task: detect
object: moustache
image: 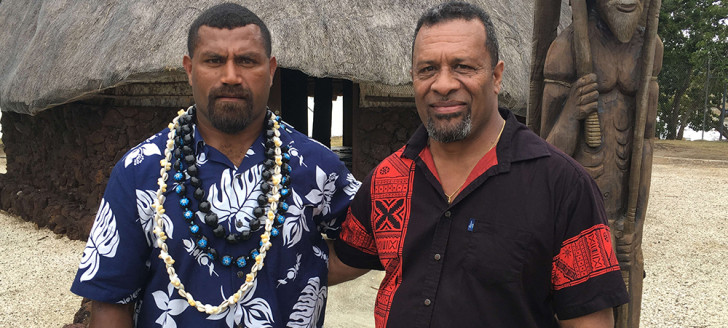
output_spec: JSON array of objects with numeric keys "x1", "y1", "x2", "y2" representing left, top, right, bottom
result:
[{"x1": 209, "y1": 85, "x2": 251, "y2": 100}]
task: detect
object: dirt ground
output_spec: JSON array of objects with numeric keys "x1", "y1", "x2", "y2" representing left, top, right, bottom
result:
[
  {"x1": 0, "y1": 139, "x2": 726, "y2": 327},
  {"x1": 640, "y1": 140, "x2": 728, "y2": 326}
]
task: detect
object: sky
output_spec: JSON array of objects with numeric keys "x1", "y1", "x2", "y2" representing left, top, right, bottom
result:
[
  {"x1": 307, "y1": 96, "x2": 343, "y2": 137},
  {"x1": 682, "y1": 126, "x2": 723, "y2": 141}
]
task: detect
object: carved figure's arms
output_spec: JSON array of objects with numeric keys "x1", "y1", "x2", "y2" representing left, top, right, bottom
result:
[
  {"x1": 542, "y1": 74, "x2": 599, "y2": 156},
  {"x1": 540, "y1": 30, "x2": 598, "y2": 156}
]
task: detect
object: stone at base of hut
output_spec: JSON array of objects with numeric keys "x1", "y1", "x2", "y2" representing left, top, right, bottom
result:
[
  {"x1": 0, "y1": 102, "x2": 179, "y2": 241},
  {"x1": 0, "y1": 175, "x2": 95, "y2": 240}
]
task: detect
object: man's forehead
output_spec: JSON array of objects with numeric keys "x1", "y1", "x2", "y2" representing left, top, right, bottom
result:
[
  {"x1": 194, "y1": 25, "x2": 266, "y2": 53},
  {"x1": 413, "y1": 19, "x2": 487, "y2": 56},
  {"x1": 197, "y1": 24, "x2": 263, "y2": 40},
  {"x1": 415, "y1": 19, "x2": 485, "y2": 43}
]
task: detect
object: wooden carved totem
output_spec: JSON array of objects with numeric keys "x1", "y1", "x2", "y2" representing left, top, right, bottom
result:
[{"x1": 528, "y1": 0, "x2": 663, "y2": 327}]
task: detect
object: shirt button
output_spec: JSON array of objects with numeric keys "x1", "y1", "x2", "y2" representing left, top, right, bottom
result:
[
  {"x1": 444, "y1": 211, "x2": 451, "y2": 218},
  {"x1": 424, "y1": 299, "x2": 432, "y2": 306},
  {"x1": 237, "y1": 271, "x2": 245, "y2": 279},
  {"x1": 434, "y1": 253, "x2": 442, "y2": 261}
]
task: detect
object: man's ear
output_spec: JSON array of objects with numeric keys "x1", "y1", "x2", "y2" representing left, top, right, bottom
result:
[
  {"x1": 183, "y1": 55, "x2": 193, "y2": 86},
  {"x1": 492, "y1": 60, "x2": 504, "y2": 94},
  {"x1": 269, "y1": 56, "x2": 278, "y2": 87}
]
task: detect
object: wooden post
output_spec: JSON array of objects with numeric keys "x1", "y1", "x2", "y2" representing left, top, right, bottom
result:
[
  {"x1": 313, "y1": 78, "x2": 333, "y2": 147},
  {"x1": 622, "y1": 0, "x2": 662, "y2": 326},
  {"x1": 351, "y1": 83, "x2": 363, "y2": 179},
  {"x1": 721, "y1": 83, "x2": 726, "y2": 140},
  {"x1": 342, "y1": 80, "x2": 354, "y2": 147},
  {"x1": 571, "y1": 0, "x2": 602, "y2": 148},
  {"x1": 280, "y1": 68, "x2": 309, "y2": 135}
]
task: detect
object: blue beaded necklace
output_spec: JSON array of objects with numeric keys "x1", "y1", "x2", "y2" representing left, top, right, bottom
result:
[{"x1": 172, "y1": 107, "x2": 291, "y2": 270}]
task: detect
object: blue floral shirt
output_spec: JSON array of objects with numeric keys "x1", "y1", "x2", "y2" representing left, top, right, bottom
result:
[{"x1": 71, "y1": 120, "x2": 360, "y2": 328}]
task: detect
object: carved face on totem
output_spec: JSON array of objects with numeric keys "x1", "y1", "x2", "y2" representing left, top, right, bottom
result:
[{"x1": 596, "y1": 0, "x2": 644, "y2": 43}]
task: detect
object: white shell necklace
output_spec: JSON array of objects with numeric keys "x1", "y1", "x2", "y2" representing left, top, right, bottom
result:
[{"x1": 151, "y1": 107, "x2": 285, "y2": 315}]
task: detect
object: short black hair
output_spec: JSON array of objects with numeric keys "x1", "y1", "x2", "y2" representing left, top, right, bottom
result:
[
  {"x1": 412, "y1": 1, "x2": 499, "y2": 67},
  {"x1": 187, "y1": 3, "x2": 272, "y2": 57}
]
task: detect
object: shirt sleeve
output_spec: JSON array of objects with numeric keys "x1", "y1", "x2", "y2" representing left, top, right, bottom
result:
[
  {"x1": 551, "y1": 169, "x2": 629, "y2": 320},
  {"x1": 334, "y1": 172, "x2": 383, "y2": 270},
  {"x1": 70, "y1": 158, "x2": 152, "y2": 304},
  {"x1": 311, "y1": 152, "x2": 361, "y2": 239}
]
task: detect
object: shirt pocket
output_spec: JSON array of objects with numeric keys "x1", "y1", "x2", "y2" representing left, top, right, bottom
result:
[{"x1": 463, "y1": 220, "x2": 532, "y2": 284}]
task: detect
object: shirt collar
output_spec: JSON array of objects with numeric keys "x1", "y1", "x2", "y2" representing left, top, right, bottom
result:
[
  {"x1": 401, "y1": 107, "x2": 550, "y2": 167},
  {"x1": 191, "y1": 123, "x2": 206, "y2": 154},
  {"x1": 188, "y1": 118, "x2": 273, "y2": 171}
]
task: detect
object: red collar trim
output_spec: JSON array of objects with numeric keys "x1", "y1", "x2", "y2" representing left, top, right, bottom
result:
[{"x1": 419, "y1": 144, "x2": 499, "y2": 192}]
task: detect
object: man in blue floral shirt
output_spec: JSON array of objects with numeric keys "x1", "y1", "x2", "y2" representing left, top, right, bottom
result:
[{"x1": 71, "y1": 3, "x2": 359, "y2": 327}]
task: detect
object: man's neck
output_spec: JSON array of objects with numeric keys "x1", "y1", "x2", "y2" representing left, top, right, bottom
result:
[
  {"x1": 196, "y1": 115, "x2": 265, "y2": 167},
  {"x1": 428, "y1": 115, "x2": 505, "y2": 196}
]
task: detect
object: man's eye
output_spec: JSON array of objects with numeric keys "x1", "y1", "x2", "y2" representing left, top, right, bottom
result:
[
  {"x1": 455, "y1": 64, "x2": 474, "y2": 71},
  {"x1": 418, "y1": 66, "x2": 436, "y2": 75},
  {"x1": 237, "y1": 58, "x2": 255, "y2": 65},
  {"x1": 206, "y1": 58, "x2": 223, "y2": 64}
]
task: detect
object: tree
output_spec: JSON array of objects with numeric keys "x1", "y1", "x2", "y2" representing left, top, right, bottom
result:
[{"x1": 657, "y1": 0, "x2": 728, "y2": 139}]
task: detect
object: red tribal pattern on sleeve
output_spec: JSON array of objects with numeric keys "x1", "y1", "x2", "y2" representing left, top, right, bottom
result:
[
  {"x1": 369, "y1": 149, "x2": 415, "y2": 328},
  {"x1": 339, "y1": 207, "x2": 378, "y2": 255},
  {"x1": 551, "y1": 224, "x2": 621, "y2": 290}
]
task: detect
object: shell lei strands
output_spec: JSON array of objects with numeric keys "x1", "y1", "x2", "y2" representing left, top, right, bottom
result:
[{"x1": 152, "y1": 106, "x2": 284, "y2": 315}]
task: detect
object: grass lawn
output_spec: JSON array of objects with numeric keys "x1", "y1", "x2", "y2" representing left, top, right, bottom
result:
[{"x1": 654, "y1": 139, "x2": 728, "y2": 161}]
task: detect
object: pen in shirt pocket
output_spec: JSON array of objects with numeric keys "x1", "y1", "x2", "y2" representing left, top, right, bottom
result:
[{"x1": 467, "y1": 218, "x2": 475, "y2": 232}]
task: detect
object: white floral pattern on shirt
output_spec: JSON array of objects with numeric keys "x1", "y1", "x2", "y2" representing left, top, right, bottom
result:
[
  {"x1": 207, "y1": 279, "x2": 274, "y2": 328},
  {"x1": 124, "y1": 142, "x2": 161, "y2": 168},
  {"x1": 152, "y1": 282, "x2": 189, "y2": 328},
  {"x1": 286, "y1": 277, "x2": 327, "y2": 328},
  {"x1": 305, "y1": 166, "x2": 338, "y2": 217},
  {"x1": 78, "y1": 198, "x2": 120, "y2": 282}
]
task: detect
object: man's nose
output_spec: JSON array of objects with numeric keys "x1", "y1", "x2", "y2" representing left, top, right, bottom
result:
[
  {"x1": 220, "y1": 60, "x2": 242, "y2": 85},
  {"x1": 431, "y1": 68, "x2": 459, "y2": 96}
]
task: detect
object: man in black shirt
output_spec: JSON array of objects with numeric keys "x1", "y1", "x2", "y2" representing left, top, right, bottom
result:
[{"x1": 328, "y1": 2, "x2": 628, "y2": 327}]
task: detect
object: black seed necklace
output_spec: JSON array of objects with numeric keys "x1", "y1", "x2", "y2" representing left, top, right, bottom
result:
[{"x1": 172, "y1": 106, "x2": 292, "y2": 269}]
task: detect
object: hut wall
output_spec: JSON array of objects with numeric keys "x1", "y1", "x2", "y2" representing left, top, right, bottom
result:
[
  {"x1": 352, "y1": 106, "x2": 420, "y2": 179},
  {"x1": 351, "y1": 83, "x2": 420, "y2": 179},
  {"x1": 0, "y1": 81, "x2": 189, "y2": 240},
  {"x1": 0, "y1": 79, "x2": 422, "y2": 239}
]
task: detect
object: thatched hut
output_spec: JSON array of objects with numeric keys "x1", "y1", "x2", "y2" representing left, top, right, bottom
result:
[{"x1": 0, "y1": 0, "x2": 570, "y2": 239}]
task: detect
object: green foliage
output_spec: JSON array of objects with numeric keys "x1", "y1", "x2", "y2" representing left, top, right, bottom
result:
[{"x1": 657, "y1": 0, "x2": 728, "y2": 139}]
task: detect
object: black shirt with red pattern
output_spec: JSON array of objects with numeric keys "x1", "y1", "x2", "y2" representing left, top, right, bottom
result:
[{"x1": 335, "y1": 108, "x2": 628, "y2": 327}]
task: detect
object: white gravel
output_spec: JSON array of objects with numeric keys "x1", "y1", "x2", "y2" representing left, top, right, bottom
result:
[
  {"x1": 0, "y1": 154, "x2": 725, "y2": 327},
  {"x1": 640, "y1": 156, "x2": 728, "y2": 327}
]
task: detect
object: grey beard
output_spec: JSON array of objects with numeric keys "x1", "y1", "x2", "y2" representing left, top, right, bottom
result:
[
  {"x1": 604, "y1": 12, "x2": 641, "y2": 43},
  {"x1": 425, "y1": 111, "x2": 472, "y2": 143}
]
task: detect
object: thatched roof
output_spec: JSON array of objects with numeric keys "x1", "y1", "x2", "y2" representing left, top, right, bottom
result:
[{"x1": 0, "y1": 0, "x2": 571, "y2": 115}]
